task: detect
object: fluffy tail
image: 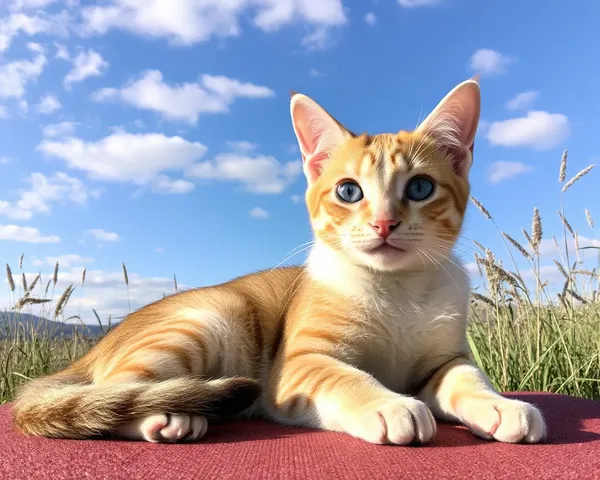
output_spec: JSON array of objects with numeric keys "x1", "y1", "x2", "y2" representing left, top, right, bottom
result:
[{"x1": 12, "y1": 371, "x2": 261, "y2": 439}]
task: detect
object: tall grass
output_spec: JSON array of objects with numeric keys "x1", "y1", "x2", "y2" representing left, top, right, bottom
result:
[
  {"x1": 0, "y1": 264, "x2": 112, "y2": 403},
  {"x1": 1, "y1": 150, "x2": 598, "y2": 404},
  {"x1": 467, "y1": 150, "x2": 599, "y2": 399}
]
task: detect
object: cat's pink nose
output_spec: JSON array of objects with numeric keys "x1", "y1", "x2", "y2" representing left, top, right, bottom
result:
[{"x1": 369, "y1": 219, "x2": 400, "y2": 238}]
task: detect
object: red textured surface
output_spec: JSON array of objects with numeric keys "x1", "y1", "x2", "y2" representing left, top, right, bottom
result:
[{"x1": 0, "y1": 393, "x2": 598, "y2": 480}]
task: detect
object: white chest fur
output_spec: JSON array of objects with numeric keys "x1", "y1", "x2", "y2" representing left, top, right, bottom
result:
[{"x1": 307, "y1": 242, "x2": 471, "y2": 393}]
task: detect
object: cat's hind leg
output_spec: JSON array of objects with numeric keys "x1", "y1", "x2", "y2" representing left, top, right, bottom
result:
[{"x1": 94, "y1": 305, "x2": 260, "y2": 443}]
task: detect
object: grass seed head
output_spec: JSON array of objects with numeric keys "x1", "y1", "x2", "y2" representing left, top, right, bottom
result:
[
  {"x1": 531, "y1": 208, "x2": 542, "y2": 253},
  {"x1": 470, "y1": 196, "x2": 492, "y2": 220},
  {"x1": 559, "y1": 149, "x2": 568, "y2": 183},
  {"x1": 562, "y1": 165, "x2": 595, "y2": 192},
  {"x1": 585, "y1": 209, "x2": 594, "y2": 228},
  {"x1": 5, "y1": 264, "x2": 15, "y2": 292}
]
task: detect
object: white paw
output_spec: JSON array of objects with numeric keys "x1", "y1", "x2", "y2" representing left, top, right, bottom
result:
[
  {"x1": 459, "y1": 397, "x2": 546, "y2": 443},
  {"x1": 116, "y1": 414, "x2": 208, "y2": 443},
  {"x1": 349, "y1": 396, "x2": 436, "y2": 445}
]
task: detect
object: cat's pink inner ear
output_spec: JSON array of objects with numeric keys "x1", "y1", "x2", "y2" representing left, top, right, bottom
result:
[
  {"x1": 416, "y1": 79, "x2": 481, "y2": 178},
  {"x1": 290, "y1": 94, "x2": 347, "y2": 183}
]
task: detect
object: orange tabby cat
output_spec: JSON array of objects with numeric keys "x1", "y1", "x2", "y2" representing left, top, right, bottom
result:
[{"x1": 12, "y1": 78, "x2": 546, "y2": 445}]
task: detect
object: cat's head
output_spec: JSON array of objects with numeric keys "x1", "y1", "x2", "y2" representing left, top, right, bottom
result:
[{"x1": 290, "y1": 79, "x2": 480, "y2": 272}]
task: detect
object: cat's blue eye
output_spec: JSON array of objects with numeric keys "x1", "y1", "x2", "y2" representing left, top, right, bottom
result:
[
  {"x1": 336, "y1": 181, "x2": 364, "y2": 203},
  {"x1": 406, "y1": 176, "x2": 435, "y2": 202}
]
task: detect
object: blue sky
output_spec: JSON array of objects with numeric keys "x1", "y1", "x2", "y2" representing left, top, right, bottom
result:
[{"x1": 1, "y1": 0, "x2": 598, "y2": 322}]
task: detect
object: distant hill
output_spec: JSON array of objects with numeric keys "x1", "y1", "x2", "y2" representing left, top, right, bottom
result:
[{"x1": 0, "y1": 312, "x2": 115, "y2": 339}]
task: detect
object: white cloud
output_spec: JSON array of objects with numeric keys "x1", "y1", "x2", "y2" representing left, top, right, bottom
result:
[
  {"x1": 0, "y1": 201, "x2": 29, "y2": 220},
  {"x1": 2, "y1": 265, "x2": 183, "y2": 324},
  {"x1": 464, "y1": 262, "x2": 480, "y2": 276},
  {"x1": 26, "y1": 41, "x2": 45, "y2": 53},
  {"x1": 0, "y1": 105, "x2": 9, "y2": 118},
  {"x1": 0, "y1": 157, "x2": 10, "y2": 164},
  {"x1": 33, "y1": 254, "x2": 95, "y2": 268},
  {"x1": 186, "y1": 153, "x2": 302, "y2": 194},
  {"x1": 477, "y1": 119, "x2": 490, "y2": 134},
  {"x1": 202, "y1": 73, "x2": 274, "y2": 101},
  {"x1": 18, "y1": 99, "x2": 28, "y2": 112},
  {"x1": 301, "y1": 26, "x2": 338, "y2": 51},
  {"x1": 81, "y1": 0, "x2": 346, "y2": 50},
  {"x1": 8, "y1": 0, "x2": 57, "y2": 10},
  {"x1": 290, "y1": 194, "x2": 301, "y2": 203},
  {"x1": 85, "y1": 229, "x2": 121, "y2": 242},
  {"x1": 253, "y1": 0, "x2": 346, "y2": 31},
  {"x1": 308, "y1": 68, "x2": 326, "y2": 78},
  {"x1": 250, "y1": 207, "x2": 269, "y2": 219},
  {"x1": 64, "y1": 49, "x2": 109, "y2": 87},
  {"x1": 150, "y1": 175, "x2": 195, "y2": 194},
  {"x1": 0, "y1": 53, "x2": 47, "y2": 99},
  {"x1": 54, "y1": 41, "x2": 70, "y2": 60},
  {"x1": 42, "y1": 120, "x2": 78, "y2": 137},
  {"x1": 93, "y1": 70, "x2": 274, "y2": 124},
  {"x1": 0, "y1": 224, "x2": 60, "y2": 243},
  {"x1": 37, "y1": 94, "x2": 61, "y2": 114},
  {"x1": 0, "y1": 172, "x2": 99, "y2": 220},
  {"x1": 398, "y1": 0, "x2": 441, "y2": 6},
  {"x1": 156, "y1": 247, "x2": 164, "y2": 253},
  {"x1": 469, "y1": 48, "x2": 515, "y2": 76},
  {"x1": 519, "y1": 264, "x2": 564, "y2": 287},
  {"x1": 505, "y1": 91, "x2": 540, "y2": 111},
  {"x1": 226, "y1": 140, "x2": 258, "y2": 153},
  {"x1": 18, "y1": 172, "x2": 94, "y2": 213},
  {"x1": 38, "y1": 132, "x2": 208, "y2": 186},
  {"x1": 487, "y1": 161, "x2": 534, "y2": 183},
  {"x1": 364, "y1": 12, "x2": 377, "y2": 26},
  {"x1": 487, "y1": 111, "x2": 570, "y2": 150},
  {"x1": 537, "y1": 236, "x2": 600, "y2": 260},
  {"x1": 0, "y1": 11, "x2": 69, "y2": 53}
]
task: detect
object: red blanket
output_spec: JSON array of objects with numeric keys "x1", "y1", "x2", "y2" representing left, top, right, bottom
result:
[{"x1": 1, "y1": 393, "x2": 598, "y2": 480}]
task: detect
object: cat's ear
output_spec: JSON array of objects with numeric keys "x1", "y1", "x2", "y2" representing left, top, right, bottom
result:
[
  {"x1": 290, "y1": 93, "x2": 350, "y2": 183},
  {"x1": 416, "y1": 78, "x2": 481, "y2": 179}
]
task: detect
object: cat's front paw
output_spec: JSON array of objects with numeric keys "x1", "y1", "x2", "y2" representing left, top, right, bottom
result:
[
  {"x1": 347, "y1": 396, "x2": 436, "y2": 445},
  {"x1": 458, "y1": 396, "x2": 546, "y2": 443}
]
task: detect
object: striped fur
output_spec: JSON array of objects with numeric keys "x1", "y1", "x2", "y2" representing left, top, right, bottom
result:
[{"x1": 12, "y1": 79, "x2": 546, "y2": 444}]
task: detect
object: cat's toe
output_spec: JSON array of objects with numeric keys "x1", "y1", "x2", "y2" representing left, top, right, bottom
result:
[
  {"x1": 158, "y1": 414, "x2": 191, "y2": 442},
  {"x1": 182, "y1": 415, "x2": 208, "y2": 442},
  {"x1": 493, "y1": 400, "x2": 546, "y2": 443},
  {"x1": 459, "y1": 398, "x2": 546, "y2": 444},
  {"x1": 142, "y1": 414, "x2": 208, "y2": 443},
  {"x1": 118, "y1": 413, "x2": 208, "y2": 443},
  {"x1": 138, "y1": 414, "x2": 171, "y2": 442}
]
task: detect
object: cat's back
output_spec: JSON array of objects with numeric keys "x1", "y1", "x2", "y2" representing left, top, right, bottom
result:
[
  {"x1": 129, "y1": 266, "x2": 307, "y2": 332},
  {"x1": 126, "y1": 265, "x2": 305, "y2": 316},
  {"x1": 228, "y1": 265, "x2": 306, "y2": 304},
  {"x1": 85, "y1": 266, "x2": 306, "y2": 363}
]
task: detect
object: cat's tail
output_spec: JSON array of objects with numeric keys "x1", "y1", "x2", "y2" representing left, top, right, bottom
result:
[{"x1": 11, "y1": 369, "x2": 261, "y2": 439}]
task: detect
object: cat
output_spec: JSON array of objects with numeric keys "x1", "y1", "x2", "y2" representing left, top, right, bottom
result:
[{"x1": 12, "y1": 78, "x2": 546, "y2": 445}]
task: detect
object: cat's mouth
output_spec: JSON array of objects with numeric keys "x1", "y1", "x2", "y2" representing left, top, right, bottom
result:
[{"x1": 363, "y1": 240, "x2": 407, "y2": 256}]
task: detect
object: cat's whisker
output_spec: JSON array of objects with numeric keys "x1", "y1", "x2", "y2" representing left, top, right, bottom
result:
[
  {"x1": 414, "y1": 249, "x2": 428, "y2": 271},
  {"x1": 414, "y1": 247, "x2": 460, "y2": 288},
  {"x1": 428, "y1": 248, "x2": 471, "y2": 277},
  {"x1": 272, "y1": 241, "x2": 317, "y2": 270}
]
